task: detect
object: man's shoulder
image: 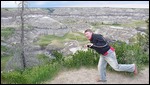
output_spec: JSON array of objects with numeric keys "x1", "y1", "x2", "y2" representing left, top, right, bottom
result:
[{"x1": 93, "y1": 33, "x2": 103, "y2": 38}]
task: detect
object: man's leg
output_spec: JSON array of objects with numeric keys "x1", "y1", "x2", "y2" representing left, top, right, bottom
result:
[
  {"x1": 97, "y1": 55, "x2": 107, "y2": 82},
  {"x1": 105, "y1": 51, "x2": 135, "y2": 72}
]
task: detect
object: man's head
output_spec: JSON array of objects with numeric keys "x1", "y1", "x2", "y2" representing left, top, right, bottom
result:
[{"x1": 84, "y1": 29, "x2": 93, "y2": 40}]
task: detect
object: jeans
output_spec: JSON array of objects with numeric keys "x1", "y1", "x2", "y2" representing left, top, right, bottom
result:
[{"x1": 98, "y1": 48, "x2": 135, "y2": 81}]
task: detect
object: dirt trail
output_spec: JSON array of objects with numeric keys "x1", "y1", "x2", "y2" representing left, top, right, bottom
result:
[{"x1": 44, "y1": 67, "x2": 149, "y2": 84}]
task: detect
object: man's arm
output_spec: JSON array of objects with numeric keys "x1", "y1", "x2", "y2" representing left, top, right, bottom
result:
[{"x1": 92, "y1": 35, "x2": 108, "y2": 48}]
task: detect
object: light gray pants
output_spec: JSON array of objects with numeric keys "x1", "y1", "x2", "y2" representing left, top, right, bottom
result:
[{"x1": 98, "y1": 48, "x2": 135, "y2": 81}]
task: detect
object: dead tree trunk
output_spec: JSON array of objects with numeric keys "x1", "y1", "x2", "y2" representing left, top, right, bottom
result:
[{"x1": 20, "y1": 1, "x2": 26, "y2": 69}]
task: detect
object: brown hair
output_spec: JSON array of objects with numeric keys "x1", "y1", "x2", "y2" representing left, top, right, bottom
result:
[{"x1": 84, "y1": 29, "x2": 93, "y2": 33}]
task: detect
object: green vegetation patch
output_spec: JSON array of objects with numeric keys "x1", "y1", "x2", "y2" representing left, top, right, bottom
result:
[
  {"x1": 1, "y1": 56, "x2": 12, "y2": 71},
  {"x1": 35, "y1": 32, "x2": 87, "y2": 47},
  {"x1": 1, "y1": 27, "x2": 15, "y2": 39}
]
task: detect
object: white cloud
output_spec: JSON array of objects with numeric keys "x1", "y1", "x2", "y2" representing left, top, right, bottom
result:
[
  {"x1": 1, "y1": 1, "x2": 21, "y2": 8},
  {"x1": 98, "y1": 3, "x2": 149, "y2": 8},
  {"x1": 72, "y1": 4, "x2": 148, "y2": 8},
  {"x1": 107, "y1": 4, "x2": 149, "y2": 8},
  {"x1": 34, "y1": 1, "x2": 49, "y2": 6},
  {"x1": 62, "y1": 1, "x2": 149, "y2": 8}
]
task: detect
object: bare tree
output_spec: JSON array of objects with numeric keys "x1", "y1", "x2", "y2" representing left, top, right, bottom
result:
[
  {"x1": 16, "y1": 1, "x2": 28, "y2": 70},
  {"x1": 3, "y1": 2, "x2": 57, "y2": 71},
  {"x1": 20, "y1": 1, "x2": 26, "y2": 69}
]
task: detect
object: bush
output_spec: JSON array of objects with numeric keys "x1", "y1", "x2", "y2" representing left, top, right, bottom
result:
[
  {"x1": 111, "y1": 41, "x2": 149, "y2": 71},
  {"x1": 63, "y1": 49, "x2": 99, "y2": 69},
  {"x1": 22, "y1": 63, "x2": 60, "y2": 84},
  {"x1": 1, "y1": 62, "x2": 61, "y2": 84},
  {"x1": 51, "y1": 50, "x2": 64, "y2": 64},
  {"x1": 62, "y1": 56, "x2": 74, "y2": 69},
  {"x1": 2, "y1": 71, "x2": 28, "y2": 84}
]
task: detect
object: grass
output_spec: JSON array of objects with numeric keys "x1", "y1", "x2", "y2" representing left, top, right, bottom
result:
[
  {"x1": 1, "y1": 62, "x2": 61, "y2": 84},
  {"x1": 1, "y1": 46, "x2": 8, "y2": 52},
  {"x1": 1, "y1": 56, "x2": 12, "y2": 71},
  {"x1": 1, "y1": 45, "x2": 13, "y2": 71},
  {"x1": 35, "y1": 32, "x2": 87, "y2": 47},
  {"x1": 1, "y1": 27, "x2": 15, "y2": 39},
  {"x1": 36, "y1": 54, "x2": 51, "y2": 65},
  {"x1": 89, "y1": 22, "x2": 121, "y2": 28},
  {"x1": 62, "y1": 19, "x2": 78, "y2": 24},
  {"x1": 121, "y1": 20, "x2": 147, "y2": 28},
  {"x1": 1, "y1": 25, "x2": 13, "y2": 72},
  {"x1": 89, "y1": 20, "x2": 147, "y2": 29}
]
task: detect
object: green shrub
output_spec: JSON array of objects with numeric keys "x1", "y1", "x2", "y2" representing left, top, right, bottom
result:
[
  {"x1": 111, "y1": 41, "x2": 149, "y2": 71},
  {"x1": 65, "y1": 49, "x2": 99, "y2": 69},
  {"x1": 1, "y1": 62, "x2": 61, "y2": 84},
  {"x1": 22, "y1": 63, "x2": 60, "y2": 84},
  {"x1": 51, "y1": 50, "x2": 64, "y2": 64},
  {"x1": 2, "y1": 71, "x2": 28, "y2": 84},
  {"x1": 62, "y1": 56, "x2": 75, "y2": 69}
]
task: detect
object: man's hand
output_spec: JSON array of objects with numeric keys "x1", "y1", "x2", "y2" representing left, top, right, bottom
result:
[{"x1": 87, "y1": 43, "x2": 93, "y2": 48}]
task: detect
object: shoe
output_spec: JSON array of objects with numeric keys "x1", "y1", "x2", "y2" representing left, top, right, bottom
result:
[
  {"x1": 134, "y1": 64, "x2": 138, "y2": 75},
  {"x1": 96, "y1": 77, "x2": 107, "y2": 82},
  {"x1": 97, "y1": 80, "x2": 107, "y2": 82}
]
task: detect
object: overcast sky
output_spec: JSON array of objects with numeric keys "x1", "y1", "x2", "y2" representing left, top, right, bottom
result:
[{"x1": 1, "y1": 1, "x2": 149, "y2": 8}]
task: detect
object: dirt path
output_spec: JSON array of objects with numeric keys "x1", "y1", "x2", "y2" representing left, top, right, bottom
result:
[{"x1": 44, "y1": 67, "x2": 149, "y2": 84}]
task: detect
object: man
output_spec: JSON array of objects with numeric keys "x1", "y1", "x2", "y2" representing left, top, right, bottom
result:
[{"x1": 84, "y1": 29, "x2": 138, "y2": 82}]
